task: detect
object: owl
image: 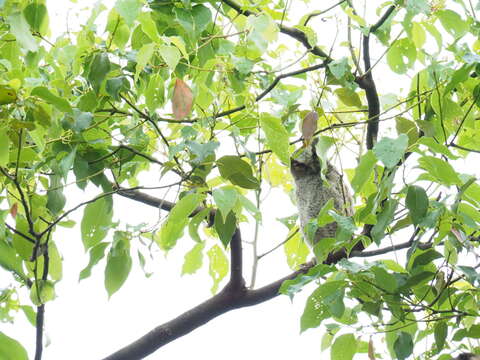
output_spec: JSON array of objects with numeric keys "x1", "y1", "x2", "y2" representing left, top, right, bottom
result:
[{"x1": 290, "y1": 140, "x2": 353, "y2": 249}]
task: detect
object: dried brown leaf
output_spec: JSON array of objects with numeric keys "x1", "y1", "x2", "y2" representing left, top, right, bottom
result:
[
  {"x1": 10, "y1": 203, "x2": 18, "y2": 218},
  {"x1": 301, "y1": 111, "x2": 319, "y2": 143},
  {"x1": 172, "y1": 78, "x2": 193, "y2": 120}
]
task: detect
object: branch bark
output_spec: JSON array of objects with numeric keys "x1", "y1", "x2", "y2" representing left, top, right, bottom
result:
[
  {"x1": 101, "y1": 259, "x2": 314, "y2": 360},
  {"x1": 355, "y1": 5, "x2": 396, "y2": 150}
]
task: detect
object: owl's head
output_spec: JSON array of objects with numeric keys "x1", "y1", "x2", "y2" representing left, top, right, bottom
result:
[{"x1": 290, "y1": 139, "x2": 321, "y2": 179}]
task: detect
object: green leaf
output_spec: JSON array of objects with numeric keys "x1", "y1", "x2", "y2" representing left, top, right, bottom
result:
[
  {"x1": 145, "y1": 73, "x2": 165, "y2": 112},
  {"x1": 11, "y1": 216, "x2": 33, "y2": 260},
  {"x1": 79, "y1": 242, "x2": 109, "y2": 281},
  {"x1": 239, "y1": 195, "x2": 261, "y2": 221},
  {"x1": 136, "y1": 43, "x2": 155, "y2": 80},
  {"x1": 314, "y1": 136, "x2": 335, "y2": 170},
  {"x1": 0, "y1": 238, "x2": 26, "y2": 280},
  {"x1": 393, "y1": 332, "x2": 413, "y2": 360},
  {"x1": 212, "y1": 187, "x2": 238, "y2": 222},
  {"x1": 410, "y1": 249, "x2": 442, "y2": 269},
  {"x1": 351, "y1": 150, "x2": 376, "y2": 193},
  {"x1": 0, "y1": 332, "x2": 28, "y2": 360},
  {"x1": 248, "y1": 13, "x2": 278, "y2": 52},
  {"x1": 411, "y1": 22, "x2": 426, "y2": 49},
  {"x1": 444, "y1": 64, "x2": 473, "y2": 95},
  {"x1": 0, "y1": 131, "x2": 10, "y2": 166},
  {"x1": 81, "y1": 197, "x2": 113, "y2": 250},
  {"x1": 437, "y1": 10, "x2": 468, "y2": 38},
  {"x1": 416, "y1": 137, "x2": 457, "y2": 159},
  {"x1": 312, "y1": 237, "x2": 335, "y2": 263},
  {"x1": 300, "y1": 281, "x2": 346, "y2": 332},
  {"x1": 48, "y1": 242, "x2": 63, "y2": 281},
  {"x1": 69, "y1": 110, "x2": 93, "y2": 133},
  {"x1": 192, "y1": 5, "x2": 212, "y2": 37},
  {"x1": 30, "y1": 280, "x2": 55, "y2": 305},
  {"x1": 371, "y1": 199, "x2": 398, "y2": 244},
  {"x1": 106, "y1": 76, "x2": 130, "y2": 101},
  {"x1": 406, "y1": 0, "x2": 430, "y2": 15},
  {"x1": 217, "y1": 156, "x2": 259, "y2": 189},
  {"x1": 185, "y1": 140, "x2": 218, "y2": 164},
  {"x1": 284, "y1": 230, "x2": 310, "y2": 269},
  {"x1": 159, "y1": 45, "x2": 181, "y2": 70},
  {"x1": 434, "y1": 321, "x2": 447, "y2": 351},
  {"x1": 335, "y1": 88, "x2": 362, "y2": 108},
  {"x1": 396, "y1": 117, "x2": 418, "y2": 146},
  {"x1": 23, "y1": 3, "x2": 48, "y2": 34},
  {"x1": 331, "y1": 333, "x2": 357, "y2": 360},
  {"x1": 328, "y1": 57, "x2": 349, "y2": 79},
  {"x1": 417, "y1": 156, "x2": 462, "y2": 186},
  {"x1": 104, "y1": 236, "x2": 132, "y2": 298},
  {"x1": 78, "y1": 91, "x2": 98, "y2": 112},
  {"x1": 214, "y1": 211, "x2": 236, "y2": 247},
  {"x1": 406, "y1": 185, "x2": 429, "y2": 224},
  {"x1": 46, "y1": 175, "x2": 66, "y2": 215},
  {"x1": 260, "y1": 114, "x2": 290, "y2": 164},
  {"x1": 182, "y1": 242, "x2": 205, "y2": 275},
  {"x1": 31, "y1": 87, "x2": 72, "y2": 113},
  {"x1": 114, "y1": 0, "x2": 142, "y2": 26},
  {"x1": 373, "y1": 134, "x2": 409, "y2": 168},
  {"x1": 188, "y1": 208, "x2": 210, "y2": 243},
  {"x1": 158, "y1": 193, "x2": 205, "y2": 250},
  {"x1": 279, "y1": 264, "x2": 334, "y2": 299},
  {"x1": 457, "y1": 265, "x2": 480, "y2": 285},
  {"x1": 372, "y1": 266, "x2": 397, "y2": 293},
  {"x1": 452, "y1": 325, "x2": 480, "y2": 341},
  {"x1": 88, "y1": 53, "x2": 111, "y2": 93},
  {"x1": 58, "y1": 147, "x2": 77, "y2": 180},
  {"x1": 207, "y1": 244, "x2": 229, "y2": 294},
  {"x1": 329, "y1": 211, "x2": 356, "y2": 235},
  {"x1": 387, "y1": 38, "x2": 416, "y2": 74},
  {"x1": 138, "y1": 12, "x2": 160, "y2": 43},
  {"x1": 6, "y1": 13, "x2": 38, "y2": 52}
]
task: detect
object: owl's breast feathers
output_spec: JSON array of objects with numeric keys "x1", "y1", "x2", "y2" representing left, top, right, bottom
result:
[{"x1": 290, "y1": 144, "x2": 353, "y2": 247}]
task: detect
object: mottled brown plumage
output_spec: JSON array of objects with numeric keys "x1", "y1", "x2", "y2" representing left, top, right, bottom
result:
[{"x1": 290, "y1": 140, "x2": 353, "y2": 249}]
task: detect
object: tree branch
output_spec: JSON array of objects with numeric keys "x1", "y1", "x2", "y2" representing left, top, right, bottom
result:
[
  {"x1": 355, "y1": 5, "x2": 396, "y2": 150},
  {"x1": 0, "y1": 167, "x2": 39, "y2": 238},
  {"x1": 208, "y1": 61, "x2": 328, "y2": 120},
  {"x1": 221, "y1": 0, "x2": 331, "y2": 60},
  {"x1": 229, "y1": 228, "x2": 244, "y2": 288},
  {"x1": 5, "y1": 222, "x2": 36, "y2": 244},
  {"x1": 450, "y1": 143, "x2": 480, "y2": 154},
  {"x1": 115, "y1": 187, "x2": 216, "y2": 225},
  {"x1": 101, "y1": 259, "x2": 314, "y2": 360}
]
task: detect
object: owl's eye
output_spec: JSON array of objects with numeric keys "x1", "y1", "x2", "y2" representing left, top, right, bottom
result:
[{"x1": 291, "y1": 160, "x2": 307, "y2": 169}]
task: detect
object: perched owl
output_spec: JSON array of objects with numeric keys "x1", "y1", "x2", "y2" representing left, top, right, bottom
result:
[
  {"x1": 290, "y1": 139, "x2": 353, "y2": 249},
  {"x1": 456, "y1": 354, "x2": 480, "y2": 360}
]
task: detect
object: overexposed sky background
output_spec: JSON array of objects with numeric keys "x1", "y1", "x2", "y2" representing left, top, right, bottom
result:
[{"x1": 2, "y1": 1, "x2": 479, "y2": 359}]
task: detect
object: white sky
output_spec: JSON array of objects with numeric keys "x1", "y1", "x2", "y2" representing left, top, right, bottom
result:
[{"x1": 2, "y1": 1, "x2": 479, "y2": 359}]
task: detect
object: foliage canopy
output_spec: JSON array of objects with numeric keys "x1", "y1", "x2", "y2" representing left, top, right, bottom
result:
[{"x1": 1, "y1": 0, "x2": 480, "y2": 359}]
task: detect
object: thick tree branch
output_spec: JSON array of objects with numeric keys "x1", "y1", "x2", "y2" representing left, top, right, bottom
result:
[
  {"x1": 356, "y1": 5, "x2": 396, "y2": 150},
  {"x1": 229, "y1": 228, "x2": 244, "y2": 288},
  {"x1": 101, "y1": 260, "x2": 314, "y2": 360},
  {"x1": 34, "y1": 305, "x2": 45, "y2": 360}
]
